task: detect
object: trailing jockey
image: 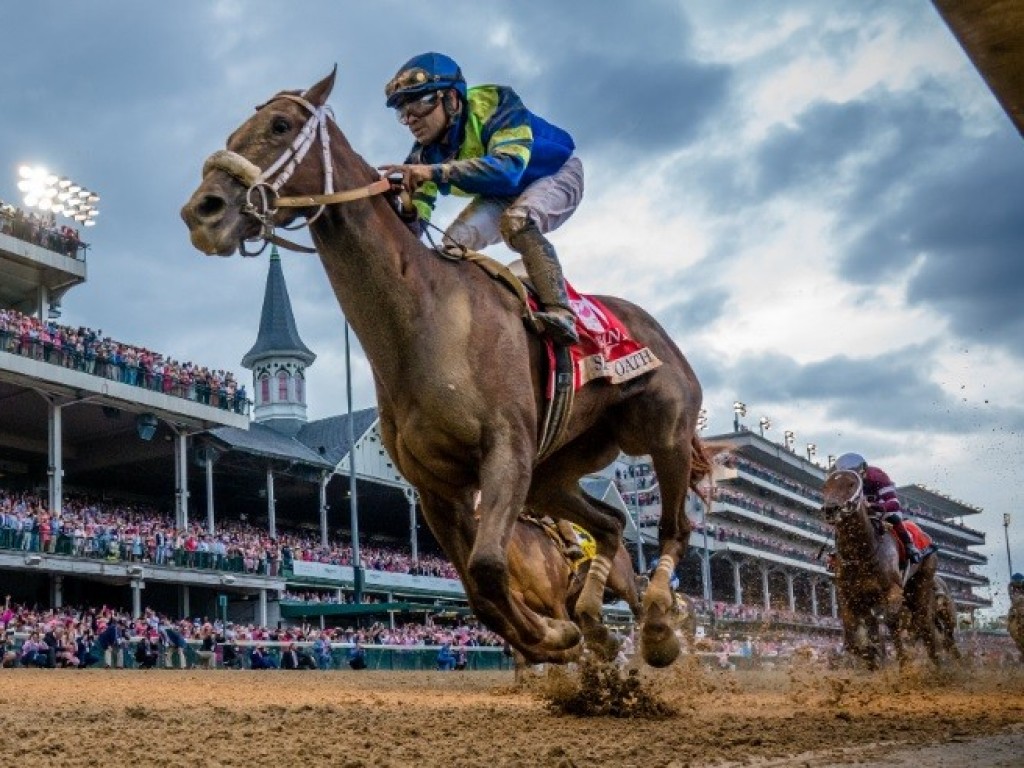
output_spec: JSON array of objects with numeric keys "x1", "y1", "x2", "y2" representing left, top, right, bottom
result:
[
  {"x1": 834, "y1": 452, "x2": 922, "y2": 565},
  {"x1": 380, "y1": 51, "x2": 581, "y2": 347}
]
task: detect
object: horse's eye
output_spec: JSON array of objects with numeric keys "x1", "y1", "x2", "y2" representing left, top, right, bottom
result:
[{"x1": 271, "y1": 117, "x2": 291, "y2": 135}]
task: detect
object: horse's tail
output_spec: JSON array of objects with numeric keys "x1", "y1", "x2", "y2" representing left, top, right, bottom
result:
[{"x1": 689, "y1": 436, "x2": 731, "y2": 505}]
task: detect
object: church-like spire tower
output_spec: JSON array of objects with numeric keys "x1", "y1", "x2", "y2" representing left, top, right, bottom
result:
[{"x1": 241, "y1": 246, "x2": 316, "y2": 436}]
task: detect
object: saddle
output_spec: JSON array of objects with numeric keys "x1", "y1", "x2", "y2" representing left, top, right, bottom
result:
[{"x1": 457, "y1": 251, "x2": 662, "y2": 462}]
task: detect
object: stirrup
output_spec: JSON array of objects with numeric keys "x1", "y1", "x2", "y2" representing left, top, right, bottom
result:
[{"x1": 533, "y1": 310, "x2": 579, "y2": 346}]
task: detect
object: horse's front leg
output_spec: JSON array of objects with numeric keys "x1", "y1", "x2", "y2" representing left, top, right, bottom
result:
[{"x1": 469, "y1": 436, "x2": 581, "y2": 660}]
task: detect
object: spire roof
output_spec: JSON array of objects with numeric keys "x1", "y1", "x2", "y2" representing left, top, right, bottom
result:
[{"x1": 242, "y1": 246, "x2": 316, "y2": 368}]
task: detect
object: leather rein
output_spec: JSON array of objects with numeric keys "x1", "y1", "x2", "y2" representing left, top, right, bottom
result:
[{"x1": 201, "y1": 93, "x2": 392, "y2": 256}]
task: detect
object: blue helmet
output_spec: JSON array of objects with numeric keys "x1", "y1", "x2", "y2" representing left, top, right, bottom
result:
[
  {"x1": 834, "y1": 452, "x2": 867, "y2": 472},
  {"x1": 385, "y1": 52, "x2": 467, "y2": 108},
  {"x1": 1012, "y1": 573, "x2": 1024, "y2": 584}
]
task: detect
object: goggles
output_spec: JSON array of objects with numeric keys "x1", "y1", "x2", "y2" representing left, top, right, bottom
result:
[{"x1": 395, "y1": 92, "x2": 442, "y2": 124}]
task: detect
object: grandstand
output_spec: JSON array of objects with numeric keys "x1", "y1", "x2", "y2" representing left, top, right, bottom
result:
[{"x1": 0, "y1": 206, "x2": 992, "y2": 655}]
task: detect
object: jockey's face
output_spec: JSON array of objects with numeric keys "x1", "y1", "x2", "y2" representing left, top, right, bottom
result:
[{"x1": 405, "y1": 90, "x2": 452, "y2": 146}]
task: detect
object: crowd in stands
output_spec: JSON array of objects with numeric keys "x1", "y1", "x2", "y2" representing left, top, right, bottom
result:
[
  {"x1": 0, "y1": 596, "x2": 503, "y2": 670},
  {"x1": 0, "y1": 199, "x2": 84, "y2": 259},
  {"x1": 714, "y1": 486, "x2": 831, "y2": 538},
  {"x1": 691, "y1": 598, "x2": 842, "y2": 631},
  {"x1": 723, "y1": 455, "x2": 824, "y2": 505},
  {"x1": 0, "y1": 308, "x2": 250, "y2": 414},
  {"x1": 0, "y1": 488, "x2": 459, "y2": 580}
]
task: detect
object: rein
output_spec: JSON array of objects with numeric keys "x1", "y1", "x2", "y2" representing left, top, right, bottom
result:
[{"x1": 202, "y1": 93, "x2": 391, "y2": 256}]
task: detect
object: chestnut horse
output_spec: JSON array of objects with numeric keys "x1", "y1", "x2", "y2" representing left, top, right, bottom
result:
[
  {"x1": 181, "y1": 69, "x2": 709, "y2": 666},
  {"x1": 822, "y1": 470, "x2": 940, "y2": 668},
  {"x1": 1009, "y1": 587, "x2": 1024, "y2": 662},
  {"x1": 511, "y1": 517, "x2": 642, "y2": 627}
]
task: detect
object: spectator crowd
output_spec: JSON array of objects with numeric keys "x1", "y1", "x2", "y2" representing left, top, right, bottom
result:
[{"x1": 0, "y1": 308, "x2": 249, "y2": 414}]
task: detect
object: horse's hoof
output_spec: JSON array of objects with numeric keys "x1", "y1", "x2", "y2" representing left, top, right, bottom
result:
[{"x1": 641, "y1": 621, "x2": 680, "y2": 668}]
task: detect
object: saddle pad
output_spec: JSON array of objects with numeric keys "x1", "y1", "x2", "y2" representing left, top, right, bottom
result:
[
  {"x1": 890, "y1": 520, "x2": 932, "y2": 560},
  {"x1": 527, "y1": 278, "x2": 662, "y2": 392}
]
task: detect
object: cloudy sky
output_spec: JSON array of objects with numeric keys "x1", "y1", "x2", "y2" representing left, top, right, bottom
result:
[{"x1": 2, "y1": 1, "x2": 1022, "y2": 614}]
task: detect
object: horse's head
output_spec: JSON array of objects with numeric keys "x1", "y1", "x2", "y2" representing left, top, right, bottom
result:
[
  {"x1": 820, "y1": 469, "x2": 864, "y2": 524},
  {"x1": 180, "y1": 69, "x2": 339, "y2": 257}
]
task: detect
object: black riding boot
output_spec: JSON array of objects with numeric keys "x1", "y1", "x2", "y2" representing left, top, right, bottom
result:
[
  {"x1": 506, "y1": 222, "x2": 579, "y2": 346},
  {"x1": 892, "y1": 520, "x2": 921, "y2": 564}
]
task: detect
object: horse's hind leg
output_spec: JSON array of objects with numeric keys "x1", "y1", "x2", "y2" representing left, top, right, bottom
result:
[
  {"x1": 527, "y1": 484, "x2": 625, "y2": 659},
  {"x1": 635, "y1": 439, "x2": 695, "y2": 668}
]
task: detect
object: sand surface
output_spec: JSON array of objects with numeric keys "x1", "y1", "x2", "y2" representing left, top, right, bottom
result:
[{"x1": 0, "y1": 660, "x2": 1022, "y2": 767}]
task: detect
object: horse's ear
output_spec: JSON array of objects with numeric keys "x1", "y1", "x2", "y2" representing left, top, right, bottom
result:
[{"x1": 305, "y1": 66, "x2": 338, "y2": 108}]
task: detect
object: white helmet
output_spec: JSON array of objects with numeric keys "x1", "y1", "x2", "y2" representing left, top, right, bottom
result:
[{"x1": 834, "y1": 452, "x2": 867, "y2": 472}]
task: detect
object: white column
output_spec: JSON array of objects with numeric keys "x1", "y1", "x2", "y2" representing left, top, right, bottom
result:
[
  {"x1": 732, "y1": 560, "x2": 743, "y2": 605},
  {"x1": 181, "y1": 585, "x2": 190, "y2": 619},
  {"x1": 131, "y1": 580, "x2": 144, "y2": 617},
  {"x1": 205, "y1": 455, "x2": 215, "y2": 535},
  {"x1": 761, "y1": 567, "x2": 770, "y2": 610},
  {"x1": 319, "y1": 473, "x2": 329, "y2": 548},
  {"x1": 258, "y1": 589, "x2": 268, "y2": 627},
  {"x1": 51, "y1": 574, "x2": 63, "y2": 608},
  {"x1": 810, "y1": 578, "x2": 819, "y2": 616},
  {"x1": 176, "y1": 432, "x2": 189, "y2": 529},
  {"x1": 266, "y1": 468, "x2": 276, "y2": 539},
  {"x1": 47, "y1": 401, "x2": 63, "y2": 516},
  {"x1": 830, "y1": 584, "x2": 838, "y2": 618},
  {"x1": 405, "y1": 486, "x2": 419, "y2": 563},
  {"x1": 786, "y1": 572, "x2": 795, "y2": 612},
  {"x1": 37, "y1": 284, "x2": 49, "y2": 322}
]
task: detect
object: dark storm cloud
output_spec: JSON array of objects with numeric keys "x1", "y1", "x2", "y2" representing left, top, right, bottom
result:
[
  {"x1": 683, "y1": 75, "x2": 1024, "y2": 361},
  {"x1": 843, "y1": 127, "x2": 1024, "y2": 356},
  {"x1": 726, "y1": 346, "x2": 1024, "y2": 435}
]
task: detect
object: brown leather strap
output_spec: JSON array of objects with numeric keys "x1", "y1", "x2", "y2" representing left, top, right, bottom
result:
[
  {"x1": 267, "y1": 232, "x2": 318, "y2": 254},
  {"x1": 274, "y1": 178, "x2": 392, "y2": 208},
  {"x1": 459, "y1": 250, "x2": 542, "y2": 329}
]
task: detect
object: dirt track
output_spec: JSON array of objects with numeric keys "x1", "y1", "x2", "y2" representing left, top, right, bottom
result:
[{"x1": 0, "y1": 661, "x2": 1022, "y2": 767}]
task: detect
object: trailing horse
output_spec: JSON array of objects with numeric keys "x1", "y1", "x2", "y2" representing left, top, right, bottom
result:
[
  {"x1": 821, "y1": 469, "x2": 941, "y2": 668},
  {"x1": 181, "y1": 69, "x2": 710, "y2": 667},
  {"x1": 510, "y1": 515, "x2": 642, "y2": 631}
]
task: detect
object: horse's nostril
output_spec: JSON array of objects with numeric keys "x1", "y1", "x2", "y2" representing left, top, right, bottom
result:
[{"x1": 196, "y1": 194, "x2": 226, "y2": 220}]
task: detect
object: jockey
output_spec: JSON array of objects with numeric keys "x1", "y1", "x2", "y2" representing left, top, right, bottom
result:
[
  {"x1": 834, "y1": 452, "x2": 922, "y2": 564},
  {"x1": 1011, "y1": 573, "x2": 1024, "y2": 599},
  {"x1": 380, "y1": 52, "x2": 582, "y2": 346}
]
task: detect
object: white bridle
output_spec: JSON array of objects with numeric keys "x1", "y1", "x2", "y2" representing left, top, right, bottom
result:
[{"x1": 202, "y1": 93, "x2": 390, "y2": 256}]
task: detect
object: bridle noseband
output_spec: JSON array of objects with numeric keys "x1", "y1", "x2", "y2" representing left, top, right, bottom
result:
[
  {"x1": 201, "y1": 93, "x2": 391, "y2": 257},
  {"x1": 821, "y1": 470, "x2": 865, "y2": 524}
]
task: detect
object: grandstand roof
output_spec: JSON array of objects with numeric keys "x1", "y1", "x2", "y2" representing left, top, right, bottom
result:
[
  {"x1": 241, "y1": 247, "x2": 315, "y2": 368},
  {"x1": 897, "y1": 483, "x2": 984, "y2": 519},
  {"x1": 206, "y1": 421, "x2": 333, "y2": 469},
  {"x1": 706, "y1": 430, "x2": 826, "y2": 483},
  {"x1": 296, "y1": 408, "x2": 379, "y2": 468}
]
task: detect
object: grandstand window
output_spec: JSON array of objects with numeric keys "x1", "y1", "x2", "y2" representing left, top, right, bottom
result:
[
  {"x1": 277, "y1": 370, "x2": 289, "y2": 401},
  {"x1": 260, "y1": 375, "x2": 270, "y2": 404}
]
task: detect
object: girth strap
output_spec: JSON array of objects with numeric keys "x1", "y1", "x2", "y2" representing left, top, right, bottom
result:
[{"x1": 446, "y1": 247, "x2": 574, "y2": 463}]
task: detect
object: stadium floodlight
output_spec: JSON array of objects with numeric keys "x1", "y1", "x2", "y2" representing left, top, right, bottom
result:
[
  {"x1": 15, "y1": 164, "x2": 100, "y2": 227},
  {"x1": 806, "y1": 443, "x2": 817, "y2": 461},
  {"x1": 732, "y1": 401, "x2": 747, "y2": 432},
  {"x1": 783, "y1": 430, "x2": 795, "y2": 450},
  {"x1": 758, "y1": 416, "x2": 771, "y2": 437}
]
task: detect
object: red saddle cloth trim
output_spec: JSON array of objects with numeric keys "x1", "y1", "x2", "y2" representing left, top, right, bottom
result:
[
  {"x1": 532, "y1": 281, "x2": 662, "y2": 395},
  {"x1": 889, "y1": 521, "x2": 932, "y2": 561}
]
